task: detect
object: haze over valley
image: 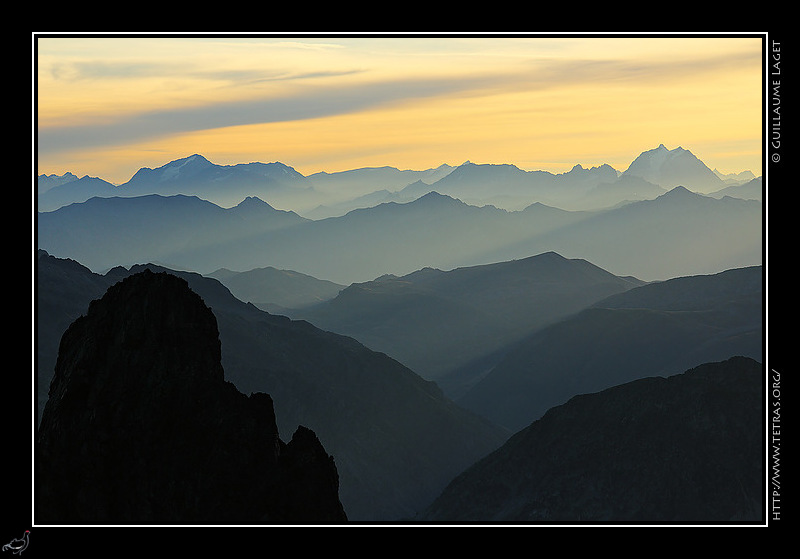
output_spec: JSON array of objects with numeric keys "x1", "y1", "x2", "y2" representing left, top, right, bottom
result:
[
  {"x1": 37, "y1": 144, "x2": 762, "y2": 286},
  {"x1": 33, "y1": 34, "x2": 767, "y2": 527},
  {"x1": 35, "y1": 141, "x2": 764, "y2": 523}
]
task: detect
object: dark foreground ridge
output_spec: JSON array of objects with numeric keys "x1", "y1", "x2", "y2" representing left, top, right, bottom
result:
[
  {"x1": 35, "y1": 269, "x2": 347, "y2": 524},
  {"x1": 419, "y1": 356, "x2": 763, "y2": 523}
]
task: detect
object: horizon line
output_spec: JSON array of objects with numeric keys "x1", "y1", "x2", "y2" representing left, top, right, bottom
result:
[{"x1": 37, "y1": 143, "x2": 761, "y2": 185}]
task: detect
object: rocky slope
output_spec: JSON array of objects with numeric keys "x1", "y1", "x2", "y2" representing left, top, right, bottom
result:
[
  {"x1": 36, "y1": 252, "x2": 507, "y2": 521},
  {"x1": 419, "y1": 356, "x2": 763, "y2": 523},
  {"x1": 35, "y1": 269, "x2": 347, "y2": 524}
]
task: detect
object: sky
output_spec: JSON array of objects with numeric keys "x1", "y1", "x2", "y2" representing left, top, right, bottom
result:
[{"x1": 34, "y1": 33, "x2": 765, "y2": 185}]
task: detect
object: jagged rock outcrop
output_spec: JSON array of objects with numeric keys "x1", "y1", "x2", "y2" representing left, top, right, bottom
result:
[
  {"x1": 36, "y1": 253, "x2": 509, "y2": 521},
  {"x1": 35, "y1": 269, "x2": 347, "y2": 524},
  {"x1": 419, "y1": 356, "x2": 763, "y2": 523}
]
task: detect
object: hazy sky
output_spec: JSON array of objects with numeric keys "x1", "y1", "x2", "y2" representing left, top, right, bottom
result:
[{"x1": 35, "y1": 33, "x2": 764, "y2": 184}]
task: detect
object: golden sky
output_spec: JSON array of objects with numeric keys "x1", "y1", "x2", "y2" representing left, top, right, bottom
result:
[{"x1": 35, "y1": 34, "x2": 765, "y2": 184}]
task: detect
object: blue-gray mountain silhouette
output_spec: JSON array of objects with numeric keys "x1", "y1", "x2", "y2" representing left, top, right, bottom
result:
[
  {"x1": 208, "y1": 265, "x2": 345, "y2": 313},
  {"x1": 293, "y1": 251, "x2": 645, "y2": 395},
  {"x1": 457, "y1": 265, "x2": 763, "y2": 432},
  {"x1": 37, "y1": 183, "x2": 761, "y2": 285}
]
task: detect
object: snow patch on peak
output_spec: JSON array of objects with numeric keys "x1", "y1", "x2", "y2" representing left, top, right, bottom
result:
[
  {"x1": 160, "y1": 154, "x2": 209, "y2": 181},
  {"x1": 637, "y1": 144, "x2": 692, "y2": 174}
]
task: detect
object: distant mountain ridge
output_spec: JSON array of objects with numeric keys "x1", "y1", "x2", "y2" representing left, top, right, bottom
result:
[
  {"x1": 621, "y1": 144, "x2": 726, "y2": 192},
  {"x1": 294, "y1": 252, "x2": 645, "y2": 395},
  {"x1": 482, "y1": 185, "x2": 762, "y2": 282},
  {"x1": 122, "y1": 153, "x2": 309, "y2": 201},
  {"x1": 708, "y1": 176, "x2": 763, "y2": 201},
  {"x1": 37, "y1": 183, "x2": 762, "y2": 285},
  {"x1": 208, "y1": 265, "x2": 345, "y2": 313},
  {"x1": 413, "y1": 160, "x2": 625, "y2": 210},
  {"x1": 457, "y1": 265, "x2": 763, "y2": 432},
  {"x1": 714, "y1": 168, "x2": 756, "y2": 184},
  {"x1": 37, "y1": 171, "x2": 81, "y2": 196},
  {"x1": 33, "y1": 139, "x2": 766, "y2": 526},
  {"x1": 37, "y1": 154, "x2": 317, "y2": 212},
  {"x1": 37, "y1": 175, "x2": 120, "y2": 211},
  {"x1": 307, "y1": 163, "x2": 456, "y2": 206},
  {"x1": 37, "y1": 193, "x2": 309, "y2": 273},
  {"x1": 37, "y1": 144, "x2": 758, "y2": 214}
]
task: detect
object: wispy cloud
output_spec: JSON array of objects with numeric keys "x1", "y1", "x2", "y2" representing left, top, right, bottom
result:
[
  {"x1": 49, "y1": 59, "x2": 364, "y2": 86},
  {"x1": 40, "y1": 45, "x2": 758, "y2": 156},
  {"x1": 35, "y1": 36, "x2": 763, "y2": 178},
  {"x1": 49, "y1": 60, "x2": 173, "y2": 81},
  {"x1": 37, "y1": 71, "x2": 505, "y2": 156}
]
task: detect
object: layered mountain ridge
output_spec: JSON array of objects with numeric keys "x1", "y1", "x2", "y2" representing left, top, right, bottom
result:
[
  {"x1": 33, "y1": 139, "x2": 765, "y2": 526},
  {"x1": 457, "y1": 265, "x2": 763, "y2": 432},
  {"x1": 292, "y1": 251, "x2": 646, "y2": 395},
  {"x1": 37, "y1": 143, "x2": 762, "y2": 286},
  {"x1": 37, "y1": 144, "x2": 758, "y2": 214},
  {"x1": 37, "y1": 184, "x2": 762, "y2": 286},
  {"x1": 35, "y1": 251, "x2": 508, "y2": 521},
  {"x1": 34, "y1": 247, "x2": 765, "y2": 524}
]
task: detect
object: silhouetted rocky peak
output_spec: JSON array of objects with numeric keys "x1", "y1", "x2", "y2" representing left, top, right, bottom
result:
[{"x1": 36, "y1": 269, "x2": 346, "y2": 524}]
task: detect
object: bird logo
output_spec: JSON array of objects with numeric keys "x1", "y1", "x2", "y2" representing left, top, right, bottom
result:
[{"x1": 2, "y1": 531, "x2": 29, "y2": 555}]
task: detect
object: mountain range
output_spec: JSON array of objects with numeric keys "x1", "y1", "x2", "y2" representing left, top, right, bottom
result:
[
  {"x1": 456, "y1": 265, "x2": 763, "y2": 432},
  {"x1": 207, "y1": 266, "x2": 345, "y2": 314},
  {"x1": 36, "y1": 154, "x2": 316, "y2": 212},
  {"x1": 36, "y1": 143, "x2": 762, "y2": 286},
  {"x1": 36, "y1": 251, "x2": 507, "y2": 521},
  {"x1": 290, "y1": 252, "x2": 645, "y2": 396},
  {"x1": 620, "y1": 144, "x2": 728, "y2": 192},
  {"x1": 37, "y1": 144, "x2": 757, "y2": 215},
  {"x1": 37, "y1": 181, "x2": 762, "y2": 287},
  {"x1": 33, "y1": 140, "x2": 765, "y2": 525},
  {"x1": 36, "y1": 247, "x2": 763, "y2": 519},
  {"x1": 708, "y1": 176, "x2": 762, "y2": 201},
  {"x1": 35, "y1": 247, "x2": 765, "y2": 525}
]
